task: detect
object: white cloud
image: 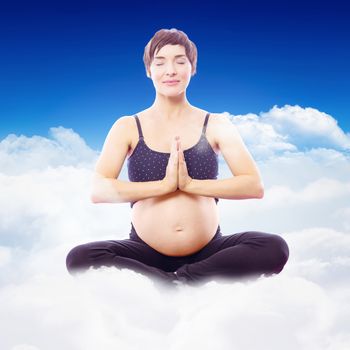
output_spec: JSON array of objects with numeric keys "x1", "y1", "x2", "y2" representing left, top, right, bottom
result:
[
  {"x1": 0, "y1": 104, "x2": 349, "y2": 350},
  {"x1": 224, "y1": 111, "x2": 297, "y2": 159},
  {"x1": 0, "y1": 126, "x2": 99, "y2": 175},
  {"x1": 223, "y1": 105, "x2": 350, "y2": 160},
  {"x1": 261, "y1": 105, "x2": 350, "y2": 150}
]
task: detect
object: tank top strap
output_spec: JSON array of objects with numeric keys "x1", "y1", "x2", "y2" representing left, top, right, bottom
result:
[
  {"x1": 202, "y1": 112, "x2": 210, "y2": 135},
  {"x1": 134, "y1": 114, "x2": 144, "y2": 139}
]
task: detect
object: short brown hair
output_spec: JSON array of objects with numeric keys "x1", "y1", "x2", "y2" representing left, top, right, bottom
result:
[{"x1": 143, "y1": 28, "x2": 198, "y2": 77}]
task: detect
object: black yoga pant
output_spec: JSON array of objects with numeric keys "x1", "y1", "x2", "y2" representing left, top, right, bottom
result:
[{"x1": 66, "y1": 223, "x2": 289, "y2": 286}]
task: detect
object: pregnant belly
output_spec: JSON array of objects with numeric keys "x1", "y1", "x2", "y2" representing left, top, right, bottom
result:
[{"x1": 131, "y1": 190, "x2": 220, "y2": 256}]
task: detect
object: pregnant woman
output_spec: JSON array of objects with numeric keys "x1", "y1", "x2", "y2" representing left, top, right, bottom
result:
[{"x1": 66, "y1": 28, "x2": 289, "y2": 287}]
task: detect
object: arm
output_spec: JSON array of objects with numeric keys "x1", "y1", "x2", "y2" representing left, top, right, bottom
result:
[
  {"x1": 183, "y1": 114, "x2": 264, "y2": 200},
  {"x1": 184, "y1": 176, "x2": 263, "y2": 200},
  {"x1": 91, "y1": 173, "x2": 169, "y2": 204},
  {"x1": 91, "y1": 116, "x2": 169, "y2": 204}
]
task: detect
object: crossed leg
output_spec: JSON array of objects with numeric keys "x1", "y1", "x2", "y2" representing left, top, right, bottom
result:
[
  {"x1": 66, "y1": 227, "x2": 289, "y2": 287},
  {"x1": 65, "y1": 238, "x2": 181, "y2": 285},
  {"x1": 174, "y1": 230, "x2": 290, "y2": 286}
]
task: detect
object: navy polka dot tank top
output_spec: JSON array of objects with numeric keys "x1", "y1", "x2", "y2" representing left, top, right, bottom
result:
[{"x1": 127, "y1": 112, "x2": 219, "y2": 208}]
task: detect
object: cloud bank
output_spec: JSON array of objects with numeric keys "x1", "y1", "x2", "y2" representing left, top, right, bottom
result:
[{"x1": 0, "y1": 104, "x2": 349, "y2": 350}]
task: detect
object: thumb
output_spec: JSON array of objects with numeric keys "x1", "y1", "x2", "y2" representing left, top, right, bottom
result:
[{"x1": 178, "y1": 141, "x2": 185, "y2": 162}]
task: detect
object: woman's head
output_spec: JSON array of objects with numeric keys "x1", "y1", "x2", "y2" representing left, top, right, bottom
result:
[{"x1": 143, "y1": 28, "x2": 198, "y2": 79}]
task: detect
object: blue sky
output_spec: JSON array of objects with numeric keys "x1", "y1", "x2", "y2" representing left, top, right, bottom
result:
[
  {"x1": 0, "y1": 0, "x2": 349, "y2": 150},
  {"x1": 1, "y1": 2, "x2": 350, "y2": 348}
]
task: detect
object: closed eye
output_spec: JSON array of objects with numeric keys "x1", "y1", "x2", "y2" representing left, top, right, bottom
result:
[{"x1": 156, "y1": 63, "x2": 185, "y2": 66}]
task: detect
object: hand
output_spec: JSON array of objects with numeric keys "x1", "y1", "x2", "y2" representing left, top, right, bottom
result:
[
  {"x1": 162, "y1": 136, "x2": 179, "y2": 193},
  {"x1": 177, "y1": 137, "x2": 193, "y2": 191}
]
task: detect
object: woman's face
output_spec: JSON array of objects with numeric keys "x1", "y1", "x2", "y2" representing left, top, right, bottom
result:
[{"x1": 148, "y1": 44, "x2": 192, "y2": 96}]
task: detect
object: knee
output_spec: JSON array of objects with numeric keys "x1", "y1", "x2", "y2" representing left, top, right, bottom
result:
[
  {"x1": 268, "y1": 234, "x2": 290, "y2": 274},
  {"x1": 66, "y1": 244, "x2": 90, "y2": 275}
]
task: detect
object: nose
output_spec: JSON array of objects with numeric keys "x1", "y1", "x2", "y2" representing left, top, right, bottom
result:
[{"x1": 165, "y1": 63, "x2": 177, "y2": 75}]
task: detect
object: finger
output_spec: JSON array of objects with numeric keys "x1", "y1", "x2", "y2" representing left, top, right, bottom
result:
[
  {"x1": 171, "y1": 137, "x2": 178, "y2": 161},
  {"x1": 177, "y1": 149, "x2": 182, "y2": 163},
  {"x1": 173, "y1": 151, "x2": 178, "y2": 165},
  {"x1": 176, "y1": 137, "x2": 180, "y2": 151},
  {"x1": 178, "y1": 141, "x2": 185, "y2": 162}
]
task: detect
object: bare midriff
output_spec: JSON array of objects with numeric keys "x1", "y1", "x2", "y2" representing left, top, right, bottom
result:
[
  {"x1": 128, "y1": 107, "x2": 220, "y2": 256},
  {"x1": 131, "y1": 191, "x2": 220, "y2": 256}
]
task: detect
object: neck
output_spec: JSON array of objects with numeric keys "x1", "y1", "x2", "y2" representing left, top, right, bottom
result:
[{"x1": 150, "y1": 93, "x2": 193, "y2": 122}]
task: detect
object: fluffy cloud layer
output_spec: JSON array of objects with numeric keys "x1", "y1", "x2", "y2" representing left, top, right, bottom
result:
[
  {"x1": 226, "y1": 104, "x2": 350, "y2": 159},
  {"x1": 0, "y1": 126, "x2": 98, "y2": 175},
  {"x1": 0, "y1": 104, "x2": 349, "y2": 350}
]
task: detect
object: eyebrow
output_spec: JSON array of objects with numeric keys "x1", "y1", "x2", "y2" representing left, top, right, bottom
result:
[{"x1": 154, "y1": 55, "x2": 187, "y2": 59}]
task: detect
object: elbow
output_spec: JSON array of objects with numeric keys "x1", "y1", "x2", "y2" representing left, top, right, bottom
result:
[
  {"x1": 255, "y1": 182, "x2": 264, "y2": 199},
  {"x1": 256, "y1": 187, "x2": 264, "y2": 199},
  {"x1": 250, "y1": 177, "x2": 264, "y2": 199},
  {"x1": 90, "y1": 191, "x2": 100, "y2": 203}
]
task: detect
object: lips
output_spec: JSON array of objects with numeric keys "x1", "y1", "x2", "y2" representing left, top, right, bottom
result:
[{"x1": 163, "y1": 80, "x2": 180, "y2": 83}]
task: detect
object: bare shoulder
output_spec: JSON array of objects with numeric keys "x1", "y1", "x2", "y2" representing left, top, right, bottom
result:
[
  {"x1": 209, "y1": 112, "x2": 235, "y2": 127},
  {"x1": 208, "y1": 112, "x2": 241, "y2": 143},
  {"x1": 110, "y1": 114, "x2": 134, "y2": 131},
  {"x1": 208, "y1": 113, "x2": 262, "y2": 181},
  {"x1": 109, "y1": 115, "x2": 136, "y2": 142},
  {"x1": 93, "y1": 115, "x2": 135, "y2": 179}
]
